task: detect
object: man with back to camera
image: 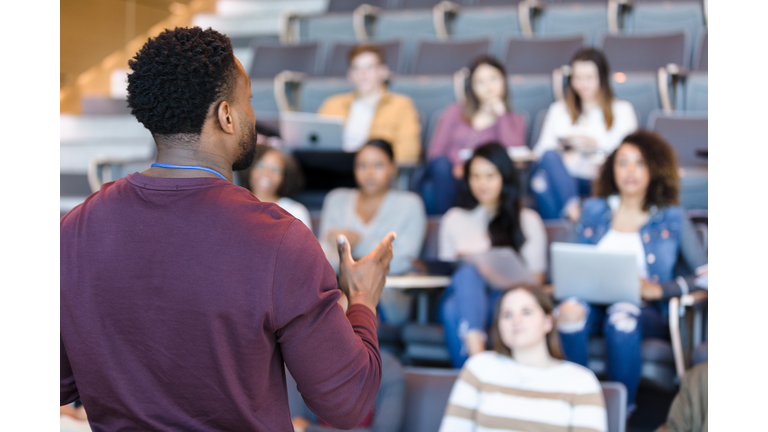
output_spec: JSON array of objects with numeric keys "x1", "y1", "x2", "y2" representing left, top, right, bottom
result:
[{"x1": 60, "y1": 26, "x2": 396, "y2": 431}]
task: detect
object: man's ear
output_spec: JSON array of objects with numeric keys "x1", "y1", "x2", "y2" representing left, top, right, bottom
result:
[{"x1": 217, "y1": 100, "x2": 235, "y2": 135}]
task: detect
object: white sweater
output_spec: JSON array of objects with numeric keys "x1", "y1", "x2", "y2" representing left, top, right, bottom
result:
[
  {"x1": 438, "y1": 206, "x2": 548, "y2": 276},
  {"x1": 534, "y1": 99, "x2": 638, "y2": 179},
  {"x1": 440, "y1": 352, "x2": 607, "y2": 432}
]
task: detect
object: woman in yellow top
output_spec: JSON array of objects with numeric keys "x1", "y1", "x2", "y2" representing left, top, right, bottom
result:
[{"x1": 317, "y1": 44, "x2": 421, "y2": 164}]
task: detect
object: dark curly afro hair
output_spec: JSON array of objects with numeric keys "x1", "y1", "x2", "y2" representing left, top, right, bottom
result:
[
  {"x1": 594, "y1": 129, "x2": 680, "y2": 210},
  {"x1": 127, "y1": 27, "x2": 236, "y2": 135}
]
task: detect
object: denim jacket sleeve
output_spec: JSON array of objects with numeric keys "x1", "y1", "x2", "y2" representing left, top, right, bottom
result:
[{"x1": 660, "y1": 215, "x2": 707, "y2": 299}]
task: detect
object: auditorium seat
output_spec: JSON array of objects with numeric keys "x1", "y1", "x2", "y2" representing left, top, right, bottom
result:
[
  {"x1": 648, "y1": 111, "x2": 707, "y2": 209},
  {"x1": 529, "y1": 1, "x2": 610, "y2": 46},
  {"x1": 447, "y1": 6, "x2": 522, "y2": 56},
  {"x1": 692, "y1": 30, "x2": 707, "y2": 71},
  {"x1": 610, "y1": 71, "x2": 661, "y2": 128},
  {"x1": 250, "y1": 79, "x2": 282, "y2": 115},
  {"x1": 81, "y1": 96, "x2": 131, "y2": 115},
  {"x1": 297, "y1": 77, "x2": 355, "y2": 113},
  {"x1": 398, "y1": 0, "x2": 446, "y2": 9},
  {"x1": 390, "y1": 75, "x2": 456, "y2": 138},
  {"x1": 324, "y1": 39, "x2": 404, "y2": 76},
  {"x1": 299, "y1": 13, "x2": 358, "y2": 42},
  {"x1": 502, "y1": 36, "x2": 586, "y2": 75},
  {"x1": 529, "y1": 108, "x2": 548, "y2": 148},
  {"x1": 248, "y1": 42, "x2": 321, "y2": 78},
  {"x1": 368, "y1": 9, "x2": 439, "y2": 69},
  {"x1": 327, "y1": 0, "x2": 389, "y2": 13},
  {"x1": 600, "y1": 32, "x2": 687, "y2": 73},
  {"x1": 622, "y1": 0, "x2": 705, "y2": 68},
  {"x1": 682, "y1": 71, "x2": 707, "y2": 113},
  {"x1": 508, "y1": 74, "x2": 555, "y2": 132},
  {"x1": 409, "y1": 38, "x2": 491, "y2": 75}
]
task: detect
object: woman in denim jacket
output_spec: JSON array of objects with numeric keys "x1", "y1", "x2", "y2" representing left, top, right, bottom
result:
[{"x1": 555, "y1": 130, "x2": 707, "y2": 413}]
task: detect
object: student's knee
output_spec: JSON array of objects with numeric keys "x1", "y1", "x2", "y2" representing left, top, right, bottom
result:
[
  {"x1": 555, "y1": 299, "x2": 587, "y2": 330},
  {"x1": 606, "y1": 302, "x2": 641, "y2": 333}
]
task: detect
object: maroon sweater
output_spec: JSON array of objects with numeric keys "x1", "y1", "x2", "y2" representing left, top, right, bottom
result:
[{"x1": 60, "y1": 173, "x2": 382, "y2": 431}]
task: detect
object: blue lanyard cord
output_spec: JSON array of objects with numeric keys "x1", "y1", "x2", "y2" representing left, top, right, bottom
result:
[{"x1": 150, "y1": 163, "x2": 228, "y2": 181}]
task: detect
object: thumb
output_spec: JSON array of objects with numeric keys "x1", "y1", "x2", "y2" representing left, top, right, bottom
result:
[{"x1": 337, "y1": 234, "x2": 354, "y2": 266}]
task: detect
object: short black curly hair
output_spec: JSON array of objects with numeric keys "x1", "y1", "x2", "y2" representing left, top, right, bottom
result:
[{"x1": 127, "y1": 27, "x2": 237, "y2": 135}]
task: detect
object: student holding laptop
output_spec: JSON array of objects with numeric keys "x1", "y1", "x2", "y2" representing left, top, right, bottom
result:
[{"x1": 555, "y1": 130, "x2": 707, "y2": 413}]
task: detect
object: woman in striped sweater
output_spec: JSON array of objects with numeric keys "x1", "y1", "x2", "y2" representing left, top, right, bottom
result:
[{"x1": 440, "y1": 286, "x2": 607, "y2": 432}]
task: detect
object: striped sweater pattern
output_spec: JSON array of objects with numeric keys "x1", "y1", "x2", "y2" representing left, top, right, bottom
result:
[{"x1": 439, "y1": 352, "x2": 607, "y2": 432}]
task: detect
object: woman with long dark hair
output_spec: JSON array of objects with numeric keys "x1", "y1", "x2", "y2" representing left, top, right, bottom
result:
[
  {"x1": 419, "y1": 55, "x2": 527, "y2": 215},
  {"x1": 531, "y1": 48, "x2": 638, "y2": 221},
  {"x1": 438, "y1": 142, "x2": 547, "y2": 368},
  {"x1": 440, "y1": 286, "x2": 607, "y2": 432}
]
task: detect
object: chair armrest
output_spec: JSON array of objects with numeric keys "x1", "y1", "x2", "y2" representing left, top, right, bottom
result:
[{"x1": 669, "y1": 291, "x2": 709, "y2": 379}]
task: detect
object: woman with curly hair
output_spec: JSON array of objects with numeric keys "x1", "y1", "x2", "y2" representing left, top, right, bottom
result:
[{"x1": 555, "y1": 130, "x2": 708, "y2": 413}]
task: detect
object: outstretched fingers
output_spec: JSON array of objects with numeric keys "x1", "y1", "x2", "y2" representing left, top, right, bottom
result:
[
  {"x1": 337, "y1": 234, "x2": 354, "y2": 266},
  {"x1": 370, "y1": 232, "x2": 396, "y2": 264}
]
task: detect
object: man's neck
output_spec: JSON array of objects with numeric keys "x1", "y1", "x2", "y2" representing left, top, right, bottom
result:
[{"x1": 145, "y1": 147, "x2": 234, "y2": 182}]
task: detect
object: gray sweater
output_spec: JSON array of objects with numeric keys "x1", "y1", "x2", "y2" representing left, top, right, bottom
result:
[{"x1": 319, "y1": 188, "x2": 427, "y2": 275}]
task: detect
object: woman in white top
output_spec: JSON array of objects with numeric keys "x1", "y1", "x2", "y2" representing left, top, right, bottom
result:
[
  {"x1": 531, "y1": 48, "x2": 638, "y2": 221},
  {"x1": 239, "y1": 145, "x2": 313, "y2": 231},
  {"x1": 319, "y1": 139, "x2": 427, "y2": 325},
  {"x1": 440, "y1": 285, "x2": 607, "y2": 432},
  {"x1": 439, "y1": 142, "x2": 548, "y2": 368}
]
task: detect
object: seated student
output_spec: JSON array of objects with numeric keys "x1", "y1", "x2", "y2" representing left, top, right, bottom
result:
[
  {"x1": 292, "y1": 297, "x2": 406, "y2": 432},
  {"x1": 555, "y1": 130, "x2": 708, "y2": 413},
  {"x1": 438, "y1": 142, "x2": 547, "y2": 368},
  {"x1": 421, "y1": 55, "x2": 527, "y2": 215},
  {"x1": 656, "y1": 362, "x2": 708, "y2": 432},
  {"x1": 440, "y1": 286, "x2": 607, "y2": 432},
  {"x1": 238, "y1": 145, "x2": 313, "y2": 231},
  {"x1": 318, "y1": 44, "x2": 421, "y2": 164},
  {"x1": 319, "y1": 139, "x2": 427, "y2": 324},
  {"x1": 531, "y1": 48, "x2": 638, "y2": 221}
]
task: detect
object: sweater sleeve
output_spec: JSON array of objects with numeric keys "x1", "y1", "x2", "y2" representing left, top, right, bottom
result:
[
  {"x1": 273, "y1": 220, "x2": 382, "y2": 430},
  {"x1": 387, "y1": 195, "x2": 427, "y2": 275},
  {"x1": 438, "y1": 364, "x2": 481, "y2": 432},
  {"x1": 660, "y1": 214, "x2": 708, "y2": 299},
  {"x1": 391, "y1": 97, "x2": 422, "y2": 164},
  {"x1": 533, "y1": 103, "x2": 564, "y2": 156},
  {"x1": 570, "y1": 370, "x2": 608, "y2": 432}
]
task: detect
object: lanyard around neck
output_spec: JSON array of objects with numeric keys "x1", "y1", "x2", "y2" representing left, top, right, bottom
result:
[{"x1": 150, "y1": 163, "x2": 227, "y2": 181}]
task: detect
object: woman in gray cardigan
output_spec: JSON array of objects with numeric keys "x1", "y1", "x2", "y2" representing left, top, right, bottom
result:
[{"x1": 319, "y1": 139, "x2": 427, "y2": 324}]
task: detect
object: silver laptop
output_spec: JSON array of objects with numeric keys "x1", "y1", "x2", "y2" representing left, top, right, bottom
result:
[
  {"x1": 279, "y1": 112, "x2": 345, "y2": 151},
  {"x1": 550, "y1": 242, "x2": 641, "y2": 306}
]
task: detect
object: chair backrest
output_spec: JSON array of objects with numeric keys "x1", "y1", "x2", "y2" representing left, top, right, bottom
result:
[
  {"x1": 684, "y1": 71, "x2": 707, "y2": 112},
  {"x1": 601, "y1": 32, "x2": 686, "y2": 73},
  {"x1": 508, "y1": 74, "x2": 555, "y2": 128},
  {"x1": 419, "y1": 216, "x2": 442, "y2": 260},
  {"x1": 401, "y1": 367, "x2": 460, "y2": 432},
  {"x1": 81, "y1": 96, "x2": 131, "y2": 115},
  {"x1": 250, "y1": 79, "x2": 281, "y2": 115},
  {"x1": 249, "y1": 42, "x2": 320, "y2": 78},
  {"x1": 324, "y1": 40, "x2": 404, "y2": 76},
  {"x1": 398, "y1": 0, "x2": 445, "y2": 9},
  {"x1": 503, "y1": 36, "x2": 585, "y2": 75},
  {"x1": 600, "y1": 381, "x2": 628, "y2": 432},
  {"x1": 610, "y1": 71, "x2": 660, "y2": 128},
  {"x1": 390, "y1": 75, "x2": 456, "y2": 132},
  {"x1": 648, "y1": 111, "x2": 708, "y2": 168},
  {"x1": 625, "y1": 1, "x2": 704, "y2": 68},
  {"x1": 529, "y1": 108, "x2": 548, "y2": 149},
  {"x1": 410, "y1": 38, "x2": 491, "y2": 75},
  {"x1": 534, "y1": 3, "x2": 609, "y2": 46},
  {"x1": 327, "y1": 0, "x2": 389, "y2": 12},
  {"x1": 449, "y1": 6, "x2": 522, "y2": 56},
  {"x1": 693, "y1": 30, "x2": 707, "y2": 71},
  {"x1": 298, "y1": 77, "x2": 356, "y2": 113},
  {"x1": 300, "y1": 13, "x2": 358, "y2": 42}
]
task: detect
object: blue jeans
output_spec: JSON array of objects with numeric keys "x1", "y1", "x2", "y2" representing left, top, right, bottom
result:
[
  {"x1": 439, "y1": 264, "x2": 502, "y2": 368},
  {"x1": 557, "y1": 299, "x2": 669, "y2": 408},
  {"x1": 418, "y1": 156, "x2": 459, "y2": 215},
  {"x1": 530, "y1": 151, "x2": 591, "y2": 220}
]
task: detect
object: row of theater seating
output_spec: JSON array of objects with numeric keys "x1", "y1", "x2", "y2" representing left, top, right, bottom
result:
[{"x1": 239, "y1": 31, "x2": 708, "y2": 78}]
